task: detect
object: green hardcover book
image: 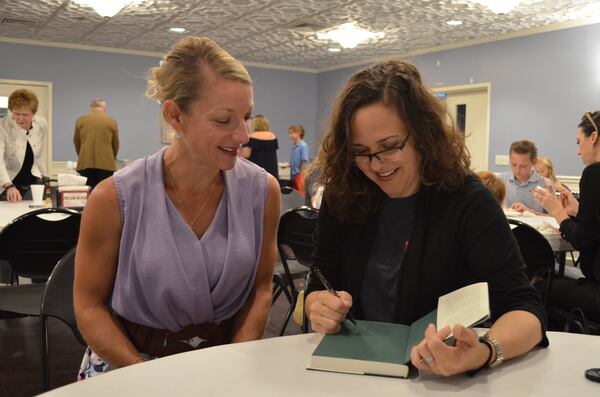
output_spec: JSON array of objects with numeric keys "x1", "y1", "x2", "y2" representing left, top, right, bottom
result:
[{"x1": 306, "y1": 282, "x2": 489, "y2": 378}]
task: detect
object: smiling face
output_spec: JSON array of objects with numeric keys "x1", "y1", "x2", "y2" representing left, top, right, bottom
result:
[
  {"x1": 351, "y1": 102, "x2": 421, "y2": 198},
  {"x1": 11, "y1": 105, "x2": 35, "y2": 131},
  {"x1": 175, "y1": 70, "x2": 253, "y2": 170}
]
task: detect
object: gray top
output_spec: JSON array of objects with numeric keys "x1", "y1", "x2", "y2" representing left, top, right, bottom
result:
[
  {"x1": 498, "y1": 170, "x2": 555, "y2": 213},
  {"x1": 110, "y1": 147, "x2": 268, "y2": 332},
  {"x1": 360, "y1": 193, "x2": 418, "y2": 322}
]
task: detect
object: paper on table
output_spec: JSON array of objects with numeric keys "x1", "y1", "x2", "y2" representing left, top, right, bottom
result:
[{"x1": 437, "y1": 282, "x2": 489, "y2": 335}]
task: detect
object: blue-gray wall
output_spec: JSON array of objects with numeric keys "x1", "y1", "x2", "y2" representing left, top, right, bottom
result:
[
  {"x1": 0, "y1": 42, "x2": 317, "y2": 164},
  {"x1": 2, "y1": 22, "x2": 600, "y2": 175},
  {"x1": 317, "y1": 22, "x2": 600, "y2": 176}
]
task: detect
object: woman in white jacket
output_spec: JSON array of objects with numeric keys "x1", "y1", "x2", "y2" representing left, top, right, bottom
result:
[{"x1": 0, "y1": 89, "x2": 48, "y2": 202}]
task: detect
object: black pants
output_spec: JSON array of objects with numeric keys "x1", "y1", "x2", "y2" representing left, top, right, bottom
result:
[
  {"x1": 536, "y1": 277, "x2": 600, "y2": 329},
  {"x1": 79, "y1": 168, "x2": 114, "y2": 190}
]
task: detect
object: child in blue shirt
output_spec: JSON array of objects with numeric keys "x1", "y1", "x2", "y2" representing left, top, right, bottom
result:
[{"x1": 288, "y1": 124, "x2": 309, "y2": 195}]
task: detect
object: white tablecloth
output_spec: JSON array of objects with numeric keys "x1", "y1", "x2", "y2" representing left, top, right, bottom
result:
[
  {"x1": 0, "y1": 201, "x2": 41, "y2": 228},
  {"x1": 507, "y1": 214, "x2": 574, "y2": 252},
  {"x1": 42, "y1": 332, "x2": 600, "y2": 396}
]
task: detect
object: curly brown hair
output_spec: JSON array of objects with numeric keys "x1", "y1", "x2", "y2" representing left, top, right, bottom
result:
[{"x1": 318, "y1": 60, "x2": 472, "y2": 223}]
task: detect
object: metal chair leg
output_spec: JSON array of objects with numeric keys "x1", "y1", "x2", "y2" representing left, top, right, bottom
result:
[
  {"x1": 279, "y1": 298, "x2": 295, "y2": 336},
  {"x1": 41, "y1": 315, "x2": 50, "y2": 391}
]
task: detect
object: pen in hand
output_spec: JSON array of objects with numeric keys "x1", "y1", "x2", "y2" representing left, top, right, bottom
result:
[{"x1": 312, "y1": 266, "x2": 357, "y2": 325}]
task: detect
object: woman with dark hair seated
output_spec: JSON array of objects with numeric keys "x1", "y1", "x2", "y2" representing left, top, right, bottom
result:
[
  {"x1": 534, "y1": 110, "x2": 600, "y2": 327},
  {"x1": 305, "y1": 60, "x2": 547, "y2": 377}
]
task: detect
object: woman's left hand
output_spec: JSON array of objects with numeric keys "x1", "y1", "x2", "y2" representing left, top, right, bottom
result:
[
  {"x1": 532, "y1": 187, "x2": 557, "y2": 212},
  {"x1": 411, "y1": 324, "x2": 489, "y2": 376}
]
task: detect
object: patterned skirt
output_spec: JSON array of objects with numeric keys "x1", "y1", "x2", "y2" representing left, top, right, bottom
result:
[{"x1": 77, "y1": 347, "x2": 154, "y2": 379}]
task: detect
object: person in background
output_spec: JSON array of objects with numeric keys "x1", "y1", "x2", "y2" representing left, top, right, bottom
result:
[
  {"x1": 303, "y1": 154, "x2": 323, "y2": 209},
  {"x1": 0, "y1": 89, "x2": 48, "y2": 202},
  {"x1": 240, "y1": 114, "x2": 279, "y2": 179},
  {"x1": 305, "y1": 60, "x2": 546, "y2": 377},
  {"x1": 498, "y1": 140, "x2": 556, "y2": 214},
  {"x1": 535, "y1": 156, "x2": 569, "y2": 193},
  {"x1": 74, "y1": 36, "x2": 280, "y2": 378},
  {"x1": 533, "y1": 110, "x2": 600, "y2": 327},
  {"x1": 74, "y1": 99, "x2": 119, "y2": 189},
  {"x1": 477, "y1": 171, "x2": 506, "y2": 206},
  {"x1": 288, "y1": 124, "x2": 309, "y2": 195}
]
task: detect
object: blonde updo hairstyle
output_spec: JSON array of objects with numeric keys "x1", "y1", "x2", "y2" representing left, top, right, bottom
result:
[
  {"x1": 146, "y1": 37, "x2": 252, "y2": 116},
  {"x1": 251, "y1": 114, "x2": 270, "y2": 132}
]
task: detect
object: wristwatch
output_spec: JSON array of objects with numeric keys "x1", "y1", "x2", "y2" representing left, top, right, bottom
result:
[{"x1": 480, "y1": 334, "x2": 504, "y2": 368}]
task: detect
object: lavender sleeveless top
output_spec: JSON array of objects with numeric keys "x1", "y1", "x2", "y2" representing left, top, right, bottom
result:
[{"x1": 110, "y1": 147, "x2": 268, "y2": 332}]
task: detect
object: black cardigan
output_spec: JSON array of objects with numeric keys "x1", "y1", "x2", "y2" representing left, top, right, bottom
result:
[
  {"x1": 559, "y1": 162, "x2": 600, "y2": 282},
  {"x1": 307, "y1": 177, "x2": 547, "y2": 334}
]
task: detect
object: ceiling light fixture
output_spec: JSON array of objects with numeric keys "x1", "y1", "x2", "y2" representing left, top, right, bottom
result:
[
  {"x1": 473, "y1": 0, "x2": 521, "y2": 14},
  {"x1": 169, "y1": 27, "x2": 186, "y2": 33},
  {"x1": 446, "y1": 20, "x2": 463, "y2": 26},
  {"x1": 72, "y1": 0, "x2": 142, "y2": 18},
  {"x1": 316, "y1": 22, "x2": 384, "y2": 49}
]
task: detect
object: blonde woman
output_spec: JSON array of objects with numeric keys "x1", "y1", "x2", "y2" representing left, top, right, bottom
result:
[
  {"x1": 74, "y1": 37, "x2": 280, "y2": 377},
  {"x1": 0, "y1": 89, "x2": 48, "y2": 202},
  {"x1": 240, "y1": 114, "x2": 279, "y2": 179},
  {"x1": 535, "y1": 156, "x2": 569, "y2": 193}
]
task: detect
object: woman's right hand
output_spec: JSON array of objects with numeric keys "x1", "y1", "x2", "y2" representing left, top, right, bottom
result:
[
  {"x1": 305, "y1": 290, "x2": 353, "y2": 334},
  {"x1": 6, "y1": 186, "x2": 22, "y2": 202}
]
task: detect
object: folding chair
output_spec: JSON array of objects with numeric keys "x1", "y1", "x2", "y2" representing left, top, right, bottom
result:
[
  {"x1": 509, "y1": 218, "x2": 555, "y2": 305},
  {"x1": 0, "y1": 207, "x2": 81, "y2": 283},
  {"x1": 40, "y1": 248, "x2": 86, "y2": 391},
  {"x1": 276, "y1": 206, "x2": 318, "y2": 335}
]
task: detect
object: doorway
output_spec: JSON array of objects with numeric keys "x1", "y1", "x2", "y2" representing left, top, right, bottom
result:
[
  {"x1": 0, "y1": 79, "x2": 52, "y2": 177},
  {"x1": 433, "y1": 83, "x2": 490, "y2": 172}
]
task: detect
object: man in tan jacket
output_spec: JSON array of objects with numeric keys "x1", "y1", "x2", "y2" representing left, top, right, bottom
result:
[{"x1": 74, "y1": 99, "x2": 119, "y2": 189}]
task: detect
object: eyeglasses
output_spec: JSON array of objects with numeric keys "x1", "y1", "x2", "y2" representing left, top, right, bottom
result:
[
  {"x1": 584, "y1": 112, "x2": 598, "y2": 133},
  {"x1": 352, "y1": 134, "x2": 410, "y2": 166}
]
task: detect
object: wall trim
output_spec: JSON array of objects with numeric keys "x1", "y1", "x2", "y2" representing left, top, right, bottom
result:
[
  {"x1": 315, "y1": 17, "x2": 600, "y2": 73},
  {"x1": 556, "y1": 175, "x2": 581, "y2": 193}
]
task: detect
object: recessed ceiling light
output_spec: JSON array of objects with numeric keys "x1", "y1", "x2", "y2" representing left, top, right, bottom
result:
[
  {"x1": 169, "y1": 27, "x2": 186, "y2": 33},
  {"x1": 316, "y1": 22, "x2": 384, "y2": 49},
  {"x1": 473, "y1": 0, "x2": 521, "y2": 14},
  {"x1": 446, "y1": 20, "x2": 463, "y2": 26},
  {"x1": 328, "y1": 48, "x2": 341, "y2": 52},
  {"x1": 73, "y1": 0, "x2": 143, "y2": 18}
]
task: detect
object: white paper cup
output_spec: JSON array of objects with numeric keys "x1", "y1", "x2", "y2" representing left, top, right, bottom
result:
[{"x1": 30, "y1": 184, "x2": 44, "y2": 205}]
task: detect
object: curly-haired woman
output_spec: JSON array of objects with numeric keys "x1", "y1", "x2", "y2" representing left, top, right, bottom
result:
[{"x1": 305, "y1": 60, "x2": 547, "y2": 377}]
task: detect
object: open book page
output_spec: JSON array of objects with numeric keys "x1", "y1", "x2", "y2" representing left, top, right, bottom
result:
[{"x1": 436, "y1": 282, "x2": 489, "y2": 333}]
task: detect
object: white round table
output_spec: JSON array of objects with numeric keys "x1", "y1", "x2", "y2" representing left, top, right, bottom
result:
[{"x1": 42, "y1": 331, "x2": 600, "y2": 396}]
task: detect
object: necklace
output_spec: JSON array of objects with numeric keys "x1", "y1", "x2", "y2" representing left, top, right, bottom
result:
[{"x1": 163, "y1": 153, "x2": 219, "y2": 228}]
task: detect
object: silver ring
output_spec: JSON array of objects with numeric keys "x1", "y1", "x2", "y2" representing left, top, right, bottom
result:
[{"x1": 420, "y1": 356, "x2": 434, "y2": 364}]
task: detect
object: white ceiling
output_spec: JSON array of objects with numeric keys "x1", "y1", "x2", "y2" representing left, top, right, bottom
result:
[{"x1": 1, "y1": 0, "x2": 599, "y2": 71}]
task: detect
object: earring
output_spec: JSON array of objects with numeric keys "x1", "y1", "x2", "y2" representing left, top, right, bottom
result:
[{"x1": 175, "y1": 132, "x2": 181, "y2": 140}]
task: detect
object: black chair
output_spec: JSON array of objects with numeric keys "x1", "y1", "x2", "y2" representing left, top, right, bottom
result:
[
  {"x1": 276, "y1": 206, "x2": 319, "y2": 335},
  {"x1": 40, "y1": 248, "x2": 85, "y2": 391},
  {"x1": 280, "y1": 188, "x2": 305, "y2": 215},
  {"x1": 0, "y1": 207, "x2": 81, "y2": 283},
  {"x1": 508, "y1": 219, "x2": 555, "y2": 305}
]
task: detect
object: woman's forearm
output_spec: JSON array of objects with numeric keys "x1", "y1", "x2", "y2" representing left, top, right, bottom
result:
[
  {"x1": 77, "y1": 306, "x2": 143, "y2": 368},
  {"x1": 230, "y1": 288, "x2": 272, "y2": 342},
  {"x1": 486, "y1": 310, "x2": 543, "y2": 361}
]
